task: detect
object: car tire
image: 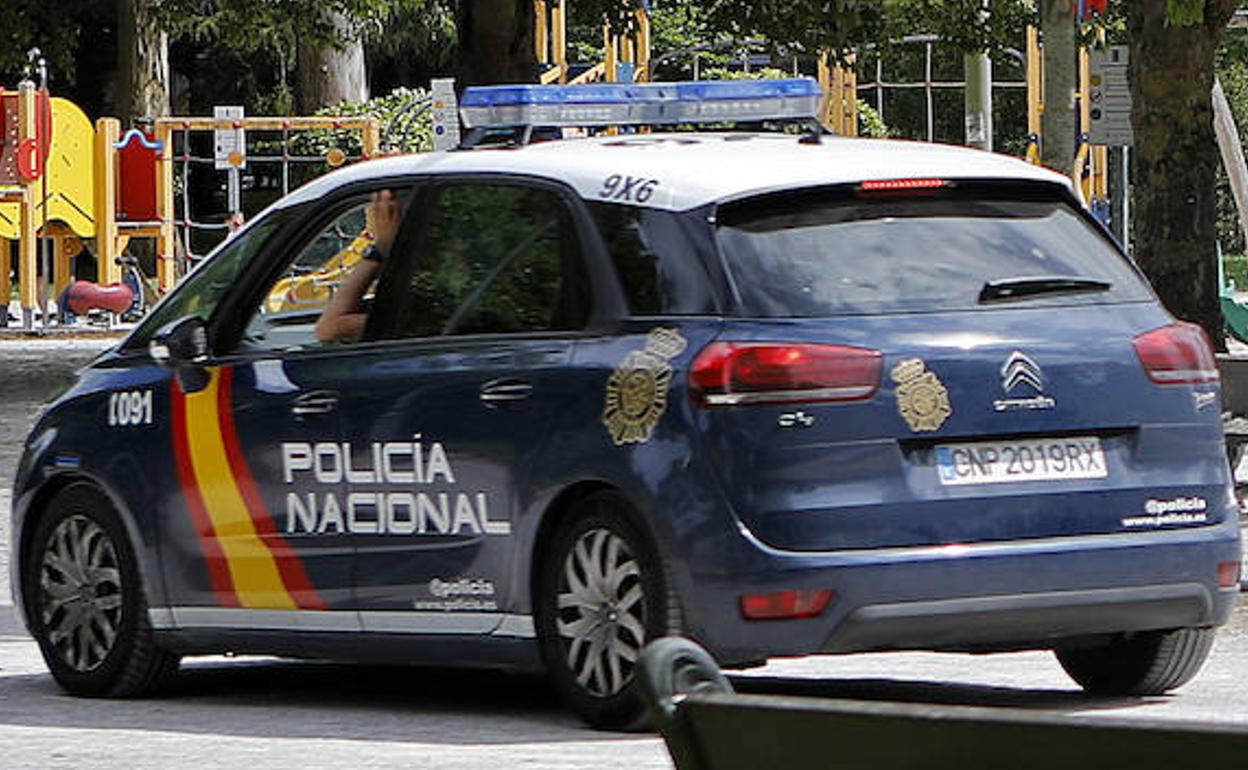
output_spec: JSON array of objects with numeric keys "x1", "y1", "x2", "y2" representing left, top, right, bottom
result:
[
  {"x1": 24, "y1": 483, "x2": 179, "y2": 697},
  {"x1": 1054, "y1": 627, "x2": 1215, "y2": 696},
  {"x1": 535, "y1": 490, "x2": 681, "y2": 731}
]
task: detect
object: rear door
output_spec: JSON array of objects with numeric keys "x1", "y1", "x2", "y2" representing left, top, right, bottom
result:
[{"x1": 698, "y1": 181, "x2": 1230, "y2": 551}]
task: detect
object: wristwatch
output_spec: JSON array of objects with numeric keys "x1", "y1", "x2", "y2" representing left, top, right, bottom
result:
[{"x1": 363, "y1": 244, "x2": 386, "y2": 263}]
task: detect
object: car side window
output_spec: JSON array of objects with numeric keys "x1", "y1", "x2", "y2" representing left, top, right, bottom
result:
[
  {"x1": 393, "y1": 183, "x2": 591, "y2": 338},
  {"x1": 238, "y1": 200, "x2": 377, "y2": 351},
  {"x1": 125, "y1": 208, "x2": 295, "y2": 350}
]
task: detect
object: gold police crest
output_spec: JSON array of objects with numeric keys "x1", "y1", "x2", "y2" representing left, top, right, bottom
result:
[
  {"x1": 603, "y1": 328, "x2": 688, "y2": 445},
  {"x1": 892, "y1": 358, "x2": 951, "y2": 432}
]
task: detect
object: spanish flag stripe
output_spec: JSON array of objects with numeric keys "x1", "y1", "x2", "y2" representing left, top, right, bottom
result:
[
  {"x1": 170, "y1": 380, "x2": 240, "y2": 606},
  {"x1": 215, "y1": 367, "x2": 326, "y2": 610},
  {"x1": 182, "y1": 369, "x2": 297, "y2": 610}
]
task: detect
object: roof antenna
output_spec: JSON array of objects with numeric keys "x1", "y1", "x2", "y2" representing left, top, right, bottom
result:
[{"x1": 799, "y1": 118, "x2": 826, "y2": 145}]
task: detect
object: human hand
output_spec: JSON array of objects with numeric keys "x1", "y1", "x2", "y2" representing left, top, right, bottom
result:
[{"x1": 369, "y1": 189, "x2": 401, "y2": 255}]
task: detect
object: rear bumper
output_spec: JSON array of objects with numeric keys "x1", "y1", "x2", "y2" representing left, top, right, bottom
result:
[
  {"x1": 680, "y1": 511, "x2": 1241, "y2": 665},
  {"x1": 825, "y1": 582, "x2": 1214, "y2": 653}
]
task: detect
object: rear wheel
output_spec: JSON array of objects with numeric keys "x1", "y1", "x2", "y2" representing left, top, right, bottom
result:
[
  {"x1": 25, "y1": 484, "x2": 178, "y2": 697},
  {"x1": 535, "y1": 491, "x2": 680, "y2": 730},
  {"x1": 1055, "y1": 627, "x2": 1215, "y2": 696}
]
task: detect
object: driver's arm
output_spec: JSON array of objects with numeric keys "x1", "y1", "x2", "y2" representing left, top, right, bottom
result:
[{"x1": 314, "y1": 190, "x2": 401, "y2": 343}]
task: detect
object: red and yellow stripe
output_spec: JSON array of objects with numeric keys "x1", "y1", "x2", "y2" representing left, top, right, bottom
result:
[{"x1": 171, "y1": 367, "x2": 325, "y2": 610}]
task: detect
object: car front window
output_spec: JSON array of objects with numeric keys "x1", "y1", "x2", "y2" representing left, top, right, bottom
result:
[{"x1": 124, "y1": 207, "x2": 298, "y2": 351}]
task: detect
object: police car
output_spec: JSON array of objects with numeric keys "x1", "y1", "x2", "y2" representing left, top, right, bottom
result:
[{"x1": 10, "y1": 79, "x2": 1241, "y2": 730}]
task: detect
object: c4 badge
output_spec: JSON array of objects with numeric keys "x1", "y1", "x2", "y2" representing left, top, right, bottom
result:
[
  {"x1": 892, "y1": 357, "x2": 952, "y2": 432},
  {"x1": 603, "y1": 328, "x2": 687, "y2": 445}
]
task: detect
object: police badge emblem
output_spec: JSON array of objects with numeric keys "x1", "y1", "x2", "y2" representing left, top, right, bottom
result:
[
  {"x1": 892, "y1": 357, "x2": 951, "y2": 432},
  {"x1": 603, "y1": 328, "x2": 688, "y2": 445}
]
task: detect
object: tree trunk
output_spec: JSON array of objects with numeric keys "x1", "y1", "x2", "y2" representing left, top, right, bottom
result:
[
  {"x1": 1040, "y1": 0, "x2": 1077, "y2": 174},
  {"x1": 116, "y1": 0, "x2": 170, "y2": 122},
  {"x1": 1127, "y1": 0, "x2": 1238, "y2": 348},
  {"x1": 297, "y1": 11, "x2": 369, "y2": 112},
  {"x1": 456, "y1": 0, "x2": 537, "y2": 87}
]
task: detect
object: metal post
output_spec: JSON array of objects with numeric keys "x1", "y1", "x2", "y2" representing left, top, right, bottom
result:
[
  {"x1": 1123, "y1": 145, "x2": 1131, "y2": 255},
  {"x1": 963, "y1": 1, "x2": 993, "y2": 151},
  {"x1": 964, "y1": 50, "x2": 993, "y2": 150},
  {"x1": 925, "y1": 41, "x2": 935, "y2": 142},
  {"x1": 17, "y1": 82, "x2": 37, "y2": 329},
  {"x1": 875, "y1": 57, "x2": 884, "y2": 125},
  {"x1": 0, "y1": 237, "x2": 9, "y2": 324},
  {"x1": 226, "y1": 168, "x2": 240, "y2": 215}
]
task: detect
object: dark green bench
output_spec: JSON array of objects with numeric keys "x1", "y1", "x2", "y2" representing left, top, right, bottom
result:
[{"x1": 635, "y1": 637, "x2": 1248, "y2": 770}]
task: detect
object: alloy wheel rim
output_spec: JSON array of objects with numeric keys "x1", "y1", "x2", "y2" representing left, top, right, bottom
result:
[
  {"x1": 556, "y1": 527, "x2": 647, "y2": 697},
  {"x1": 39, "y1": 515, "x2": 124, "y2": 672}
]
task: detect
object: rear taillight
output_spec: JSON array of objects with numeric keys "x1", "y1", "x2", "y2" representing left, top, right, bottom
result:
[
  {"x1": 1132, "y1": 322, "x2": 1219, "y2": 385},
  {"x1": 689, "y1": 342, "x2": 883, "y2": 407},
  {"x1": 1218, "y1": 561, "x2": 1241, "y2": 589},
  {"x1": 740, "y1": 589, "x2": 835, "y2": 620}
]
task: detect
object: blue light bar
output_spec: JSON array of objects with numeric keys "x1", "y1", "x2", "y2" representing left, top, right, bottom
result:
[{"x1": 459, "y1": 78, "x2": 823, "y2": 129}]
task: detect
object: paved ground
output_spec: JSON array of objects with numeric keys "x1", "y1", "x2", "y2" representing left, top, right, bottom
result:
[{"x1": 1, "y1": 336, "x2": 1246, "y2": 769}]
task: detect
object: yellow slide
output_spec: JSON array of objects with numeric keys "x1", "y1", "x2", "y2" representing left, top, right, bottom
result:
[
  {"x1": 0, "y1": 97, "x2": 96, "y2": 239},
  {"x1": 264, "y1": 233, "x2": 373, "y2": 313}
]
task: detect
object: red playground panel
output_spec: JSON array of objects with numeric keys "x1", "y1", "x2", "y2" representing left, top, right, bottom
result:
[{"x1": 116, "y1": 128, "x2": 161, "y2": 222}]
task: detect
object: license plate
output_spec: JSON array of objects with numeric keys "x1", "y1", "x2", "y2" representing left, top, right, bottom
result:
[{"x1": 935, "y1": 436, "x2": 1107, "y2": 486}]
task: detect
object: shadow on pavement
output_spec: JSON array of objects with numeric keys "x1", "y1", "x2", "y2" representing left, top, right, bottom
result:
[
  {"x1": 730, "y1": 673, "x2": 1158, "y2": 714},
  {"x1": 0, "y1": 658, "x2": 608, "y2": 745},
  {"x1": 0, "y1": 645, "x2": 1161, "y2": 745}
]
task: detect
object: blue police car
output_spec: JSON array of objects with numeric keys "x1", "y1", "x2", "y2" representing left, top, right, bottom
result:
[{"x1": 10, "y1": 80, "x2": 1241, "y2": 729}]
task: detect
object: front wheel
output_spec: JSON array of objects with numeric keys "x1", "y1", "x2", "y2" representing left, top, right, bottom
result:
[
  {"x1": 1054, "y1": 627, "x2": 1215, "y2": 696},
  {"x1": 25, "y1": 484, "x2": 179, "y2": 697},
  {"x1": 535, "y1": 491, "x2": 681, "y2": 730}
]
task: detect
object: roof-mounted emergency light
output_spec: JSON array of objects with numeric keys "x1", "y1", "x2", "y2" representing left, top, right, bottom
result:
[{"x1": 458, "y1": 78, "x2": 824, "y2": 131}]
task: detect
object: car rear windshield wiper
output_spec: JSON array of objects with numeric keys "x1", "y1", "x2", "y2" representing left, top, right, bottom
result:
[{"x1": 978, "y1": 275, "x2": 1112, "y2": 304}]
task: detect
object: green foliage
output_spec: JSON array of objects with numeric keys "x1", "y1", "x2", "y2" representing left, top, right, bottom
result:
[
  {"x1": 0, "y1": 0, "x2": 109, "y2": 87},
  {"x1": 367, "y1": 1, "x2": 456, "y2": 74},
  {"x1": 1224, "y1": 253, "x2": 1248, "y2": 289},
  {"x1": 1166, "y1": 0, "x2": 1208, "y2": 26},
  {"x1": 857, "y1": 100, "x2": 891, "y2": 137},
  {"x1": 287, "y1": 86, "x2": 434, "y2": 161},
  {"x1": 154, "y1": 0, "x2": 392, "y2": 56},
  {"x1": 881, "y1": 1, "x2": 1037, "y2": 54}
]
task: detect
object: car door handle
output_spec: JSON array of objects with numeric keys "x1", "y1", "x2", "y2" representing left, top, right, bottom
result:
[
  {"x1": 480, "y1": 379, "x2": 533, "y2": 405},
  {"x1": 292, "y1": 390, "x2": 339, "y2": 416}
]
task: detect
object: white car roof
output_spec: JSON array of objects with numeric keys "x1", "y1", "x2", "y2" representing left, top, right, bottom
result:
[{"x1": 280, "y1": 132, "x2": 1073, "y2": 212}]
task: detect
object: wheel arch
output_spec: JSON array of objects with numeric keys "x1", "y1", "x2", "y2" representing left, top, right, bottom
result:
[
  {"x1": 16, "y1": 471, "x2": 166, "y2": 628},
  {"x1": 527, "y1": 480, "x2": 670, "y2": 608}
]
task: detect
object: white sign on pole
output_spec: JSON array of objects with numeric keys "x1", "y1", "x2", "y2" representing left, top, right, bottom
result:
[
  {"x1": 430, "y1": 79, "x2": 461, "y2": 152},
  {"x1": 1088, "y1": 46, "x2": 1133, "y2": 147},
  {"x1": 214, "y1": 105, "x2": 247, "y2": 169}
]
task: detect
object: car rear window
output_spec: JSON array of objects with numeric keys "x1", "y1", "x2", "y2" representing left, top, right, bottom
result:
[
  {"x1": 588, "y1": 202, "x2": 722, "y2": 315},
  {"x1": 715, "y1": 184, "x2": 1153, "y2": 316}
]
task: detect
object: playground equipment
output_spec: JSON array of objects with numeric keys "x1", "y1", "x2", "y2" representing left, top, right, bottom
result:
[
  {"x1": 100, "y1": 114, "x2": 380, "y2": 289},
  {"x1": 0, "y1": 78, "x2": 96, "y2": 328},
  {"x1": 0, "y1": 72, "x2": 380, "y2": 329},
  {"x1": 535, "y1": 0, "x2": 652, "y2": 85}
]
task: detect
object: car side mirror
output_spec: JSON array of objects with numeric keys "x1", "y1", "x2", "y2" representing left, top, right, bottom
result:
[{"x1": 150, "y1": 316, "x2": 211, "y2": 393}]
